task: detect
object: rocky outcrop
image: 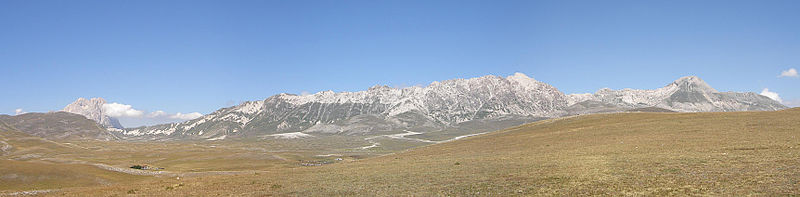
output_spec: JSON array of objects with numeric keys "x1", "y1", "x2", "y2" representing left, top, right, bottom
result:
[
  {"x1": 568, "y1": 76, "x2": 786, "y2": 113},
  {"x1": 62, "y1": 98, "x2": 123, "y2": 129}
]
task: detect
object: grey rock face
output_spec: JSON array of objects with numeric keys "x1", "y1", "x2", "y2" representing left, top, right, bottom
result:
[
  {"x1": 568, "y1": 76, "x2": 786, "y2": 113},
  {"x1": 116, "y1": 74, "x2": 787, "y2": 140},
  {"x1": 119, "y1": 73, "x2": 569, "y2": 139},
  {"x1": 62, "y1": 98, "x2": 124, "y2": 129}
]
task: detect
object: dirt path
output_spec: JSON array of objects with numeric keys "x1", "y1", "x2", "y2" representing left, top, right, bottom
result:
[{"x1": 0, "y1": 189, "x2": 55, "y2": 196}]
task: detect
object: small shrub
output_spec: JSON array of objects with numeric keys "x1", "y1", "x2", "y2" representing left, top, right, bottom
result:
[
  {"x1": 130, "y1": 165, "x2": 144, "y2": 169},
  {"x1": 454, "y1": 162, "x2": 460, "y2": 165},
  {"x1": 662, "y1": 168, "x2": 681, "y2": 174},
  {"x1": 271, "y1": 184, "x2": 282, "y2": 189},
  {"x1": 165, "y1": 186, "x2": 174, "y2": 190},
  {"x1": 127, "y1": 189, "x2": 137, "y2": 194}
]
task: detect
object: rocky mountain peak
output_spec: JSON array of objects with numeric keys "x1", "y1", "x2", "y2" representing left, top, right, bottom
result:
[
  {"x1": 569, "y1": 75, "x2": 785, "y2": 113},
  {"x1": 506, "y1": 72, "x2": 535, "y2": 81},
  {"x1": 668, "y1": 76, "x2": 718, "y2": 93},
  {"x1": 368, "y1": 85, "x2": 392, "y2": 91},
  {"x1": 506, "y1": 72, "x2": 542, "y2": 89},
  {"x1": 62, "y1": 97, "x2": 123, "y2": 129}
]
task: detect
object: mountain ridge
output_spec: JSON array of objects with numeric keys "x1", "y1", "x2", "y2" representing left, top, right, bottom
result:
[
  {"x1": 108, "y1": 73, "x2": 785, "y2": 140},
  {"x1": 567, "y1": 75, "x2": 785, "y2": 113},
  {"x1": 117, "y1": 73, "x2": 569, "y2": 139}
]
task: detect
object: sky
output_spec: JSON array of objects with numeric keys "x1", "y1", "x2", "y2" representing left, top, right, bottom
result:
[{"x1": 1, "y1": 0, "x2": 798, "y2": 127}]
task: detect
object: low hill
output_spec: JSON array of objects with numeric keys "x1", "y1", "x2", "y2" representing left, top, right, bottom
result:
[
  {"x1": 52, "y1": 108, "x2": 800, "y2": 196},
  {"x1": 0, "y1": 112, "x2": 118, "y2": 140},
  {"x1": 0, "y1": 122, "x2": 147, "y2": 193}
]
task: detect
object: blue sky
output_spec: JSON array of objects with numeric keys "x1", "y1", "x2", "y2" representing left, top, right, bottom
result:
[{"x1": 1, "y1": 0, "x2": 798, "y2": 126}]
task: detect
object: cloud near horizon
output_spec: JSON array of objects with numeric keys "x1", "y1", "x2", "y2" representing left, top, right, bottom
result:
[
  {"x1": 102, "y1": 103, "x2": 144, "y2": 117},
  {"x1": 146, "y1": 110, "x2": 202, "y2": 120},
  {"x1": 147, "y1": 110, "x2": 167, "y2": 118},
  {"x1": 14, "y1": 108, "x2": 24, "y2": 115},
  {"x1": 759, "y1": 88, "x2": 783, "y2": 103},
  {"x1": 169, "y1": 112, "x2": 203, "y2": 120},
  {"x1": 100, "y1": 102, "x2": 203, "y2": 127},
  {"x1": 779, "y1": 68, "x2": 798, "y2": 78}
]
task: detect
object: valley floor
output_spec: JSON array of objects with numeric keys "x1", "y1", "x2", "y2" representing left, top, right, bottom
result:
[{"x1": 4, "y1": 108, "x2": 800, "y2": 196}]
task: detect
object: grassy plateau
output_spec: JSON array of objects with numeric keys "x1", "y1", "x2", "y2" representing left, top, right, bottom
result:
[{"x1": 2, "y1": 108, "x2": 799, "y2": 196}]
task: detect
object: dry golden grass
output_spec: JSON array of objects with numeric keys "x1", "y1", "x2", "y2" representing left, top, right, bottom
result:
[
  {"x1": 0, "y1": 130, "x2": 153, "y2": 193},
  {"x1": 0, "y1": 160, "x2": 147, "y2": 192},
  {"x1": 45, "y1": 108, "x2": 800, "y2": 196},
  {"x1": 1, "y1": 130, "x2": 387, "y2": 194}
]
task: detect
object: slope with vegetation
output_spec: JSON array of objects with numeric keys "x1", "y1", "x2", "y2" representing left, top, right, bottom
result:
[
  {"x1": 0, "y1": 112, "x2": 117, "y2": 140},
  {"x1": 0, "y1": 124, "x2": 146, "y2": 193},
  {"x1": 50, "y1": 108, "x2": 800, "y2": 196}
]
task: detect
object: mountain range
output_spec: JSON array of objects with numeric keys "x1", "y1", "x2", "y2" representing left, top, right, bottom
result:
[
  {"x1": 113, "y1": 73, "x2": 786, "y2": 140},
  {"x1": 566, "y1": 76, "x2": 786, "y2": 114},
  {"x1": 3, "y1": 73, "x2": 786, "y2": 141}
]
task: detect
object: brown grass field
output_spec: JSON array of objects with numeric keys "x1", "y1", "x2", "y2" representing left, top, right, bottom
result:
[{"x1": 3, "y1": 108, "x2": 800, "y2": 196}]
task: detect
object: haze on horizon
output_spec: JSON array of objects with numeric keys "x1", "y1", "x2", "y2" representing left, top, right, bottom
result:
[{"x1": 1, "y1": 0, "x2": 798, "y2": 127}]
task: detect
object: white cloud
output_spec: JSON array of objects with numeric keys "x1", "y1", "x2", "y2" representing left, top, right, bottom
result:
[
  {"x1": 96, "y1": 100, "x2": 204, "y2": 127},
  {"x1": 169, "y1": 112, "x2": 203, "y2": 120},
  {"x1": 760, "y1": 88, "x2": 783, "y2": 103},
  {"x1": 779, "y1": 68, "x2": 798, "y2": 78},
  {"x1": 102, "y1": 103, "x2": 144, "y2": 117},
  {"x1": 14, "y1": 109, "x2": 24, "y2": 115},
  {"x1": 117, "y1": 109, "x2": 204, "y2": 127},
  {"x1": 142, "y1": 109, "x2": 202, "y2": 120},
  {"x1": 147, "y1": 110, "x2": 167, "y2": 118}
]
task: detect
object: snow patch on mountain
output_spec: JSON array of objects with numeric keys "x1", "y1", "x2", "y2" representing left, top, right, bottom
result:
[
  {"x1": 235, "y1": 100, "x2": 264, "y2": 114},
  {"x1": 207, "y1": 135, "x2": 226, "y2": 141},
  {"x1": 269, "y1": 132, "x2": 312, "y2": 139}
]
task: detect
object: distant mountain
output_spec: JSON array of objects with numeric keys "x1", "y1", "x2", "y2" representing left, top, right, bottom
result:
[
  {"x1": 567, "y1": 76, "x2": 786, "y2": 114},
  {"x1": 62, "y1": 97, "x2": 123, "y2": 129},
  {"x1": 118, "y1": 73, "x2": 569, "y2": 140},
  {"x1": 0, "y1": 112, "x2": 119, "y2": 140},
  {"x1": 63, "y1": 74, "x2": 785, "y2": 141}
]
